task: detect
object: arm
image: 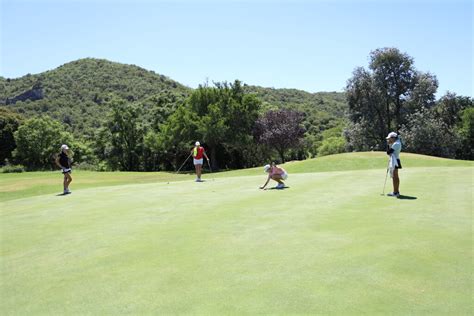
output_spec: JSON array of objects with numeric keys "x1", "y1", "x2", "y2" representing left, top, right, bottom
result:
[
  {"x1": 55, "y1": 155, "x2": 63, "y2": 169},
  {"x1": 260, "y1": 175, "x2": 271, "y2": 189},
  {"x1": 203, "y1": 151, "x2": 209, "y2": 161}
]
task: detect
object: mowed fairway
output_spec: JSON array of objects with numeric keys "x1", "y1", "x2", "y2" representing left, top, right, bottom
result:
[{"x1": 1, "y1": 153, "x2": 472, "y2": 314}]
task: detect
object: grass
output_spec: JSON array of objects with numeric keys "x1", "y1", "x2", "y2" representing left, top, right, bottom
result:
[
  {"x1": 0, "y1": 152, "x2": 472, "y2": 314},
  {"x1": 1, "y1": 152, "x2": 471, "y2": 202}
]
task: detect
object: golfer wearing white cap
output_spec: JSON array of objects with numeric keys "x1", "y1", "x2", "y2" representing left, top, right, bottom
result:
[
  {"x1": 191, "y1": 141, "x2": 209, "y2": 182},
  {"x1": 260, "y1": 162, "x2": 288, "y2": 189},
  {"x1": 55, "y1": 144, "x2": 72, "y2": 194},
  {"x1": 386, "y1": 132, "x2": 402, "y2": 198}
]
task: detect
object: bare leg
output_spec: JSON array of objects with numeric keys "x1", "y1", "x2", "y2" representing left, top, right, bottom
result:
[
  {"x1": 63, "y1": 174, "x2": 68, "y2": 191},
  {"x1": 196, "y1": 164, "x2": 202, "y2": 179},
  {"x1": 271, "y1": 175, "x2": 284, "y2": 185},
  {"x1": 393, "y1": 169, "x2": 400, "y2": 193},
  {"x1": 64, "y1": 173, "x2": 72, "y2": 190}
]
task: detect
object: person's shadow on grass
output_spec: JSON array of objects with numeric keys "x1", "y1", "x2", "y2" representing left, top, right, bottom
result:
[
  {"x1": 398, "y1": 195, "x2": 417, "y2": 200},
  {"x1": 56, "y1": 192, "x2": 71, "y2": 196},
  {"x1": 266, "y1": 186, "x2": 291, "y2": 190}
]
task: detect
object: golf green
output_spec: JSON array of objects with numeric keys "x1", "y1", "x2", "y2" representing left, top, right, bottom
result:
[{"x1": 1, "y1": 153, "x2": 472, "y2": 314}]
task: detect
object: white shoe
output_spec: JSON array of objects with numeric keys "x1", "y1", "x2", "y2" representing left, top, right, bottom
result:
[
  {"x1": 387, "y1": 192, "x2": 400, "y2": 197},
  {"x1": 276, "y1": 183, "x2": 285, "y2": 189}
]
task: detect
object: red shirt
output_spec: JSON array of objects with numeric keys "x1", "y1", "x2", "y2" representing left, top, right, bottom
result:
[{"x1": 193, "y1": 146, "x2": 205, "y2": 159}]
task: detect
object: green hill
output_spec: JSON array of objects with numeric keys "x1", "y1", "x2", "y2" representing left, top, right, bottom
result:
[
  {"x1": 244, "y1": 85, "x2": 346, "y2": 117},
  {"x1": 0, "y1": 59, "x2": 347, "y2": 137},
  {"x1": 0, "y1": 58, "x2": 191, "y2": 134}
]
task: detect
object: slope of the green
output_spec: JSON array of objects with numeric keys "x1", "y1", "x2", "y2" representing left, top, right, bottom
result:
[
  {"x1": 213, "y1": 151, "x2": 474, "y2": 177},
  {"x1": 1, "y1": 164, "x2": 472, "y2": 314},
  {"x1": 1, "y1": 152, "x2": 472, "y2": 202},
  {"x1": 1, "y1": 152, "x2": 471, "y2": 202},
  {"x1": 0, "y1": 171, "x2": 192, "y2": 203}
]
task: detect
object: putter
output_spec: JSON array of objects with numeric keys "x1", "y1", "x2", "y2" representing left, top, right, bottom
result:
[
  {"x1": 176, "y1": 153, "x2": 192, "y2": 173},
  {"x1": 381, "y1": 158, "x2": 390, "y2": 195},
  {"x1": 206, "y1": 159, "x2": 215, "y2": 181},
  {"x1": 207, "y1": 159, "x2": 212, "y2": 173}
]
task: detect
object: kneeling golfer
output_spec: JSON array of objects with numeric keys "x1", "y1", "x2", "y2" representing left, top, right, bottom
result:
[
  {"x1": 191, "y1": 141, "x2": 209, "y2": 182},
  {"x1": 260, "y1": 162, "x2": 288, "y2": 190},
  {"x1": 55, "y1": 144, "x2": 72, "y2": 194},
  {"x1": 386, "y1": 132, "x2": 402, "y2": 197}
]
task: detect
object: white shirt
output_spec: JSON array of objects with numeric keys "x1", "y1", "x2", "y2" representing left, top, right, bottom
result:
[{"x1": 391, "y1": 139, "x2": 402, "y2": 160}]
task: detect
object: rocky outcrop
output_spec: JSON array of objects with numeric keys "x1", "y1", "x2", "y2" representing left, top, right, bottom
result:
[{"x1": 5, "y1": 85, "x2": 44, "y2": 105}]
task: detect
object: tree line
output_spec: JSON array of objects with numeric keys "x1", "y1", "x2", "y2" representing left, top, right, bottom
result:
[
  {"x1": 1, "y1": 81, "x2": 309, "y2": 172},
  {"x1": 1, "y1": 48, "x2": 472, "y2": 172},
  {"x1": 345, "y1": 47, "x2": 473, "y2": 160}
]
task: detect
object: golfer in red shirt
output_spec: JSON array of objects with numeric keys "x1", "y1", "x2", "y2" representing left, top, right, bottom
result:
[{"x1": 191, "y1": 141, "x2": 209, "y2": 182}]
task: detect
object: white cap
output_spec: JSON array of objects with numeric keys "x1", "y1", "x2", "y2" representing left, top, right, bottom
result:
[
  {"x1": 386, "y1": 132, "x2": 398, "y2": 139},
  {"x1": 195, "y1": 141, "x2": 200, "y2": 146},
  {"x1": 61, "y1": 144, "x2": 69, "y2": 150},
  {"x1": 263, "y1": 164, "x2": 271, "y2": 173}
]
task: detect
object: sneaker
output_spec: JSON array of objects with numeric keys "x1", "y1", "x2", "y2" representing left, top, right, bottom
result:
[
  {"x1": 276, "y1": 183, "x2": 285, "y2": 189},
  {"x1": 387, "y1": 192, "x2": 400, "y2": 197},
  {"x1": 195, "y1": 179, "x2": 203, "y2": 182},
  {"x1": 64, "y1": 189, "x2": 71, "y2": 194}
]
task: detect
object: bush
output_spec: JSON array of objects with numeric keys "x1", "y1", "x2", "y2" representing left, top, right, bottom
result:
[
  {"x1": 318, "y1": 136, "x2": 347, "y2": 157},
  {"x1": 400, "y1": 109, "x2": 461, "y2": 158},
  {"x1": 1, "y1": 164, "x2": 26, "y2": 173},
  {"x1": 73, "y1": 161, "x2": 109, "y2": 171}
]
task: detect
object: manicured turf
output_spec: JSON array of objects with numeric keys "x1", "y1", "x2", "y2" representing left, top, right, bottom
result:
[{"x1": 1, "y1": 152, "x2": 472, "y2": 314}]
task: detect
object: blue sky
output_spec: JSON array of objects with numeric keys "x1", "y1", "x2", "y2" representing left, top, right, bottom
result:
[{"x1": 1, "y1": 0, "x2": 472, "y2": 97}]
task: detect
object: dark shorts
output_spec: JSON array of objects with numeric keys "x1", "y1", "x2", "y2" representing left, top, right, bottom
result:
[{"x1": 396, "y1": 159, "x2": 402, "y2": 169}]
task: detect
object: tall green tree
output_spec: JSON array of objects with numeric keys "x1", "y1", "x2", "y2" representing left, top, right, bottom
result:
[
  {"x1": 13, "y1": 117, "x2": 74, "y2": 169},
  {"x1": 105, "y1": 97, "x2": 145, "y2": 171},
  {"x1": 400, "y1": 109, "x2": 460, "y2": 158},
  {"x1": 0, "y1": 107, "x2": 23, "y2": 165},
  {"x1": 345, "y1": 48, "x2": 438, "y2": 150},
  {"x1": 159, "y1": 81, "x2": 261, "y2": 170},
  {"x1": 457, "y1": 108, "x2": 474, "y2": 160},
  {"x1": 435, "y1": 92, "x2": 473, "y2": 128}
]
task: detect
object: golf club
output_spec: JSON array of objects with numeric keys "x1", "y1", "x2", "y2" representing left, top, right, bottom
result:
[
  {"x1": 206, "y1": 159, "x2": 212, "y2": 173},
  {"x1": 206, "y1": 159, "x2": 215, "y2": 181},
  {"x1": 176, "y1": 153, "x2": 192, "y2": 173},
  {"x1": 381, "y1": 158, "x2": 390, "y2": 196}
]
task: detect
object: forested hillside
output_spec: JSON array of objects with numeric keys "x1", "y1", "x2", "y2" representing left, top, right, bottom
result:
[
  {"x1": 0, "y1": 58, "x2": 346, "y2": 137},
  {"x1": 1, "y1": 48, "x2": 471, "y2": 172},
  {"x1": 0, "y1": 58, "x2": 348, "y2": 170},
  {"x1": 0, "y1": 58, "x2": 191, "y2": 135}
]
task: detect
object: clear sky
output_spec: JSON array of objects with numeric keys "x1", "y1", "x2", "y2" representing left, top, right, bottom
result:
[{"x1": 1, "y1": 0, "x2": 472, "y2": 97}]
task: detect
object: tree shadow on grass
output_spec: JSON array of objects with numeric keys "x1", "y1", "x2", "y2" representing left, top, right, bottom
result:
[{"x1": 398, "y1": 195, "x2": 417, "y2": 200}]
